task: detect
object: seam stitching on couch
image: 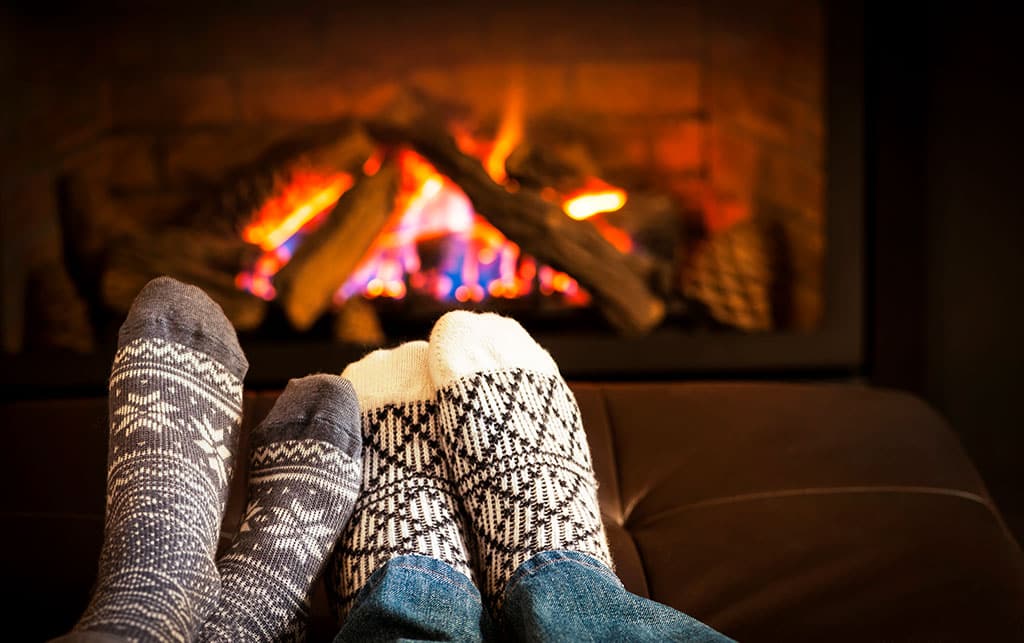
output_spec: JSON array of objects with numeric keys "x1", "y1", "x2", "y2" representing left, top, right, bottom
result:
[
  {"x1": 597, "y1": 387, "x2": 625, "y2": 522},
  {"x1": 597, "y1": 387, "x2": 652, "y2": 597},
  {"x1": 630, "y1": 485, "x2": 998, "y2": 529}
]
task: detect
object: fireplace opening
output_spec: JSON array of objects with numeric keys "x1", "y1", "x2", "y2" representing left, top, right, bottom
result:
[{"x1": 2, "y1": 1, "x2": 863, "y2": 391}]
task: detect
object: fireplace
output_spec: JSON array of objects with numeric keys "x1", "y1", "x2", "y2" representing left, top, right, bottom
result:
[{"x1": 0, "y1": 1, "x2": 863, "y2": 392}]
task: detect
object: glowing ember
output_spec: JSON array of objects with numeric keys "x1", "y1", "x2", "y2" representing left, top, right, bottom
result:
[{"x1": 563, "y1": 188, "x2": 627, "y2": 220}]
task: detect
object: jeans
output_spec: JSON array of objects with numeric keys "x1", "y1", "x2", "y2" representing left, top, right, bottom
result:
[{"x1": 335, "y1": 551, "x2": 734, "y2": 642}]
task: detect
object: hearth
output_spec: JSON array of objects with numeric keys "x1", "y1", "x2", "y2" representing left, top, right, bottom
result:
[{"x1": 1, "y1": 1, "x2": 864, "y2": 392}]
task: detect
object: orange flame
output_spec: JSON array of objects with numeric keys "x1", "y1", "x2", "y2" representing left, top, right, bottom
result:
[
  {"x1": 242, "y1": 172, "x2": 354, "y2": 251},
  {"x1": 485, "y1": 82, "x2": 524, "y2": 184}
]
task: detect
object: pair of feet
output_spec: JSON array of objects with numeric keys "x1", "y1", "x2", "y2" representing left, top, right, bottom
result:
[
  {"x1": 332, "y1": 312, "x2": 612, "y2": 617},
  {"x1": 70, "y1": 277, "x2": 610, "y2": 642}
]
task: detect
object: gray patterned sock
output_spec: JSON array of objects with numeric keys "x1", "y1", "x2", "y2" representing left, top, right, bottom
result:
[
  {"x1": 197, "y1": 375, "x2": 362, "y2": 642},
  {"x1": 329, "y1": 342, "x2": 474, "y2": 618},
  {"x1": 428, "y1": 311, "x2": 613, "y2": 611},
  {"x1": 71, "y1": 277, "x2": 248, "y2": 642}
]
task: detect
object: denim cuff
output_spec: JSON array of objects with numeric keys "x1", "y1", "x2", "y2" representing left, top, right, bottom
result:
[
  {"x1": 503, "y1": 549, "x2": 623, "y2": 600},
  {"x1": 351, "y1": 554, "x2": 481, "y2": 611}
]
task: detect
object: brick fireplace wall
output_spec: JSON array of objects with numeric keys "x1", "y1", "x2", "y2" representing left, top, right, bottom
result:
[{"x1": 1, "y1": 1, "x2": 823, "y2": 353}]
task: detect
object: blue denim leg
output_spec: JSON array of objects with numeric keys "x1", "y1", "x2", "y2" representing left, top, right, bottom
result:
[
  {"x1": 333, "y1": 555, "x2": 497, "y2": 643},
  {"x1": 500, "y1": 551, "x2": 736, "y2": 643}
]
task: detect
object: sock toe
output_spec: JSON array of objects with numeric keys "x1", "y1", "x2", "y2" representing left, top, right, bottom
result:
[
  {"x1": 428, "y1": 310, "x2": 558, "y2": 386},
  {"x1": 342, "y1": 341, "x2": 434, "y2": 408},
  {"x1": 118, "y1": 276, "x2": 248, "y2": 379},
  {"x1": 252, "y1": 374, "x2": 362, "y2": 459}
]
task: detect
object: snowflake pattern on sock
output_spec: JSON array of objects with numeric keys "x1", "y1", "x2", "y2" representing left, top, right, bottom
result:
[
  {"x1": 198, "y1": 435, "x2": 361, "y2": 642},
  {"x1": 76, "y1": 336, "x2": 244, "y2": 642}
]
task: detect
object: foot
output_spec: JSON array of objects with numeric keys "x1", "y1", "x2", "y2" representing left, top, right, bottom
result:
[
  {"x1": 73, "y1": 277, "x2": 248, "y2": 641},
  {"x1": 198, "y1": 375, "x2": 362, "y2": 642},
  {"x1": 329, "y1": 342, "x2": 473, "y2": 618},
  {"x1": 428, "y1": 311, "x2": 612, "y2": 610}
]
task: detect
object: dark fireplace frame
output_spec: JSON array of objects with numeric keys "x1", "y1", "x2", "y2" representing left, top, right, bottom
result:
[{"x1": 3, "y1": 2, "x2": 864, "y2": 396}]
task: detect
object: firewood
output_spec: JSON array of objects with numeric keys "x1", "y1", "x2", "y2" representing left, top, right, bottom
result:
[
  {"x1": 101, "y1": 227, "x2": 267, "y2": 330},
  {"x1": 367, "y1": 90, "x2": 665, "y2": 335},
  {"x1": 25, "y1": 259, "x2": 96, "y2": 353},
  {"x1": 185, "y1": 120, "x2": 376, "y2": 236},
  {"x1": 603, "y1": 192, "x2": 685, "y2": 298},
  {"x1": 333, "y1": 296, "x2": 386, "y2": 346},
  {"x1": 273, "y1": 162, "x2": 399, "y2": 331},
  {"x1": 505, "y1": 140, "x2": 601, "y2": 193}
]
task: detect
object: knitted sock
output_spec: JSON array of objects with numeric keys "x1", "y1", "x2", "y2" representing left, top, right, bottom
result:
[
  {"x1": 428, "y1": 310, "x2": 613, "y2": 610},
  {"x1": 72, "y1": 277, "x2": 248, "y2": 641},
  {"x1": 329, "y1": 341, "x2": 473, "y2": 617},
  {"x1": 197, "y1": 375, "x2": 362, "y2": 642}
]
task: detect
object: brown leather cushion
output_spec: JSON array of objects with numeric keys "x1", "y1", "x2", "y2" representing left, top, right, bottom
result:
[{"x1": 3, "y1": 383, "x2": 1022, "y2": 641}]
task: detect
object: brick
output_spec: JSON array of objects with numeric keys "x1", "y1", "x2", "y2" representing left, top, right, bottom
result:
[
  {"x1": 704, "y1": 192, "x2": 752, "y2": 234},
  {"x1": 238, "y1": 68, "x2": 350, "y2": 123},
  {"x1": 652, "y1": 119, "x2": 703, "y2": 173},
  {"x1": 755, "y1": 152, "x2": 824, "y2": 224},
  {"x1": 708, "y1": 123, "x2": 760, "y2": 198},
  {"x1": 586, "y1": 119, "x2": 654, "y2": 177},
  {"x1": 713, "y1": 81, "x2": 822, "y2": 161},
  {"x1": 112, "y1": 73, "x2": 236, "y2": 127},
  {"x1": 571, "y1": 61, "x2": 701, "y2": 116},
  {"x1": 448, "y1": 63, "x2": 571, "y2": 118}
]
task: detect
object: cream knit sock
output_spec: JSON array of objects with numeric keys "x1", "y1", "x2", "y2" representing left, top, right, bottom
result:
[{"x1": 329, "y1": 342, "x2": 473, "y2": 617}]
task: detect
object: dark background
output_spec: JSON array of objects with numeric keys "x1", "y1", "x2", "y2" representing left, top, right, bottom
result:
[{"x1": 867, "y1": 3, "x2": 1024, "y2": 537}]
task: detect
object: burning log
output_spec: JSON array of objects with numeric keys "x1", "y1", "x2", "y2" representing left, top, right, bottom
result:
[
  {"x1": 603, "y1": 193, "x2": 686, "y2": 298},
  {"x1": 273, "y1": 162, "x2": 399, "y2": 331},
  {"x1": 367, "y1": 90, "x2": 665, "y2": 335},
  {"x1": 187, "y1": 120, "x2": 376, "y2": 236},
  {"x1": 101, "y1": 227, "x2": 267, "y2": 330},
  {"x1": 333, "y1": 297, "x2": 386, "y2": 346},
  {"x1": 505, "y1": 140, "x2": 601, "y2": 193},
  {"x1": 25, "y1": 259, "x2": 96, "y2": 353}
]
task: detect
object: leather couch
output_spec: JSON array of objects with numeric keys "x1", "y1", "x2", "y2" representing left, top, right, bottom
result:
[{"x1": 3, "y1": 382, "x2": 1023, "y2": 641}]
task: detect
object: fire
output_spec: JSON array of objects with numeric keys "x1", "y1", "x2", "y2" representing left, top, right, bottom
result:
[
  {"x1": 236, "y1": 87, "x2": 631, "y2": 312},
  {"x1": 237, "y1": 170, "x2": 354, "y2": 300},
  {"x1": 337, "y1": 148, "x2": 564, "y2": 304},
  {"x1": 242, "y1": 171, "x2": 354, "y2": 251},
  {"x1": 485, "y1": 83, "x2": 523, "y2": 184},
  {"x1": 563, "y1": 188, "x2": 627, "y2": 220},
  {"x1": 561, "y1": 177, "x2": 627, "y2": 220}
]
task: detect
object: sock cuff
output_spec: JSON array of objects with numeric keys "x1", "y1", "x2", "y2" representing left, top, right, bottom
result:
[
  {"x1": 342, "y1": 341, "x2": 435, "y2": 409},
  {"x1": 428, "y1": 310, "x2": 559, "y2": 386},
  {"x1": 117, "y1": 276, "x2": 248, "y2": 379},
  {"x1": 251, "y1": 374, "x2": 361, "y2": 458}
]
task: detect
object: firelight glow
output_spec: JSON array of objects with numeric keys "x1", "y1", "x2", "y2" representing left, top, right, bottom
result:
[
  {"x1": 235, "y1": 88, "x2": 629, "y2": 309},
  {"x1": 242, "y1": 172, "x2": 354, "y2": 251},
  {"x1": 563, "y1": 188, "x2": 628, "y2": 220}
]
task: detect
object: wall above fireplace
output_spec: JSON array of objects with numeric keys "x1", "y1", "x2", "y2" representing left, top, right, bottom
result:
[{"x1": 0, "y1": 1, "x2": 863, "y2": 393}]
